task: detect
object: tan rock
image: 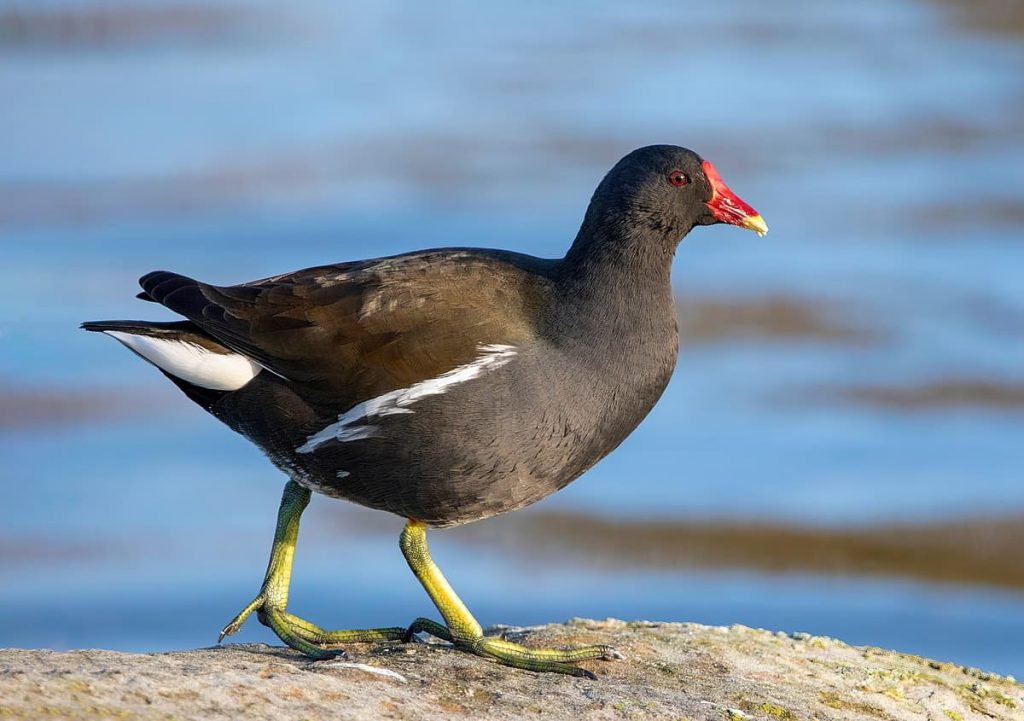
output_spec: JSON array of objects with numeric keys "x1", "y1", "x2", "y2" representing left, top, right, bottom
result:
[{"x1": 1, "y1": 620, "x2": 1020, "y2": 720}]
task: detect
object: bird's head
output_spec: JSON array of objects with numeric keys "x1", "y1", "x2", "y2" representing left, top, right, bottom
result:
[{"x1": 590, "y1": 145, "x2": 767, "y2": 242}]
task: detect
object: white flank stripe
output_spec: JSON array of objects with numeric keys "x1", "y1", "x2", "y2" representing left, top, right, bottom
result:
[
  {"x1": 297, "y1": 344, "x2": 517, "y2": 454},
  {"x1": 105, "y1": 331, "x2": 262, "y2": 391}
]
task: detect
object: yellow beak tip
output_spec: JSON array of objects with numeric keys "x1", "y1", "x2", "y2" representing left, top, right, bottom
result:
[{"x1": 743, "y1": 214, "x2": 768, "y2": 237}]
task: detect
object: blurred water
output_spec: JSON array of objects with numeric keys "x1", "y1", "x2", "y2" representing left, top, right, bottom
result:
[{"x1": 1, "y1": 0, "x2": 1023, "y2": 675}]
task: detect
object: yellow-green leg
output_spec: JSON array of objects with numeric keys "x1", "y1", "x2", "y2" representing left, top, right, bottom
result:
[
  {"x1": 219, "y1": 480, "x2": 406, "y2": 659},
  {"x1": 399, "y1": 520, "x2": 621, "y2": 678}
]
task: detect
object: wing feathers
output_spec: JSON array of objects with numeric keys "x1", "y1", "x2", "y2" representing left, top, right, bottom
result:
[{"x1": 134, "y1": 251, "x2": 548, "y2": 406}]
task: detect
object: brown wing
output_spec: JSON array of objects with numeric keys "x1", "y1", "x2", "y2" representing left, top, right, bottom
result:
[{"x1": 139, "y1": 249, "x2": 551, "y2": 405}]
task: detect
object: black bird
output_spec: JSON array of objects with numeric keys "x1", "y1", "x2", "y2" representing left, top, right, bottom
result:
[{"x1": 83, "y1": 145, "x2": 766, "y2": 677}]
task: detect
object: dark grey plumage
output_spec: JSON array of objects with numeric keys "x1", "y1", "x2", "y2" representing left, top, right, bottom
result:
[{"x1": 84, "y1": 145, "x2": 764, "y2": 526}]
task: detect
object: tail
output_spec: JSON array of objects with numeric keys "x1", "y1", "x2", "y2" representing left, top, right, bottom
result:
[
  {"x1": 81, "y1": 320, "x2": 262, "y2": 397},
  {"x1": 82, "y1": 319, "x2": 198, "y2": 337}
]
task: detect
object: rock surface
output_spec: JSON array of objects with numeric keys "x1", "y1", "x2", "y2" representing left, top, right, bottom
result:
[{"x1": 1, "y1": 619, "x2": 1020, "y2": 720}]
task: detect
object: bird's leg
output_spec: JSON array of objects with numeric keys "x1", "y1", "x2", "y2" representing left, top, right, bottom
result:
[
  {"x1": 219, "y1": 480, "x2": 405, "y2": 658},
  {"x1": 399, "y1": 520, "x2": 621, "y2": 678}
]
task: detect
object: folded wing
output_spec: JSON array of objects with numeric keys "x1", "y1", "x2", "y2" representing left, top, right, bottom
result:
[{"x1": 138, "y1": 250, "x2": 549, "y2": 407}]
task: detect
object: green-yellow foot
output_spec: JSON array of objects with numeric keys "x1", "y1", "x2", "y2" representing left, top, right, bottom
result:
[
  {"x1": 400, "y1": 523, "x2": 623, "y2": 679},
  {"x1": 404, "y1": 617, "x2": 621, "y2": 678},
  {"x1": 219, "y1": 592, "x2": 404, "y2": 659},
  {"x1": 218, "y1": 480, "x2": 405, "y2": 659}
]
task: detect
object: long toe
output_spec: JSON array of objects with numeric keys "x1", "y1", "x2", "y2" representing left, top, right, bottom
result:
[
  {"x1": 219, "y1": 594, "x2": 403, "y2": 660},
  {"x1": 470, "y1": 636, "x2": 619, "y2": 677}
]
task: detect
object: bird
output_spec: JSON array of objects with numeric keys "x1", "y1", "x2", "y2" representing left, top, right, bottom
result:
[{"x1": 83, "y1": 145, "x2": 766, "y2": 678}]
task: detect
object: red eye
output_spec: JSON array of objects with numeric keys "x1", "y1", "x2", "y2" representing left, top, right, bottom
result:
[{"x1": 668, "y1": 170, "x2": 689, "y2": 187}]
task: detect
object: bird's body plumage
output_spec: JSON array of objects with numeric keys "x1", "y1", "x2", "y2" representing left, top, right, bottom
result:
[{"x1": 101, "y1": 241, "x2": 678, "y2": 526}]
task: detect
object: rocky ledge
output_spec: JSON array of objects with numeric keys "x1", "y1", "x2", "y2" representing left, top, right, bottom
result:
[{"x1": 1, "y1": 619, "x2": 1020, "y2": 720}]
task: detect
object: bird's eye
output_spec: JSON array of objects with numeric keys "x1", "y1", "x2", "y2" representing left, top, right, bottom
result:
[{"x1": 668, "y1": 170, "x2": 690, "y2": 187}]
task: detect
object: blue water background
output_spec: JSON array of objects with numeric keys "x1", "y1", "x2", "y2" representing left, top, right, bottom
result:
[{"x1": 1, "y1": 1, "x2": 1022, "y2": 675}]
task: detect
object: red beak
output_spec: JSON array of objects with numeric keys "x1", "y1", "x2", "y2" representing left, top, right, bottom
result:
[{"x1": 702, "y1": 160, "x2": 767, "y2": 236}]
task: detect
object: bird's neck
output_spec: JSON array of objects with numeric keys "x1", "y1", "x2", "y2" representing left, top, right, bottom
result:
[
  {"x1": 554, "y1": 220, "x2": 680, "y2": 343},
  {"x1": 545, "y1": 221, "x2": 680, "y2": 437},
  {"x1": 561, "y1": 199, "x2": 682, "y2": 283}
]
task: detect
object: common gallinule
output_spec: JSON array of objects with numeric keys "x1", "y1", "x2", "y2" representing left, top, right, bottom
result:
[{"x1": 83, "y1": 145, "x2": 766, "y2": 677}]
